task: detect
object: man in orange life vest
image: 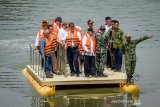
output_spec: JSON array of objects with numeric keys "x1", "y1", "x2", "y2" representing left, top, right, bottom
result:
[
  {"x1": 34, "y1": 20, "x2": 48, "y2": 50},
  {"x1": 40, "y1": 28, "x2": 53, "y2": 78},
  {"x1": 51, "y1": 16, "x2": 62, "y2": 35},
  {"x1": 65, "y1": 22, "x2": 81, "y2": 77},
  {"x1": 82, "y1": 27, "x2": 97, "y2": 77},
  {"x1": 50, "y1": 17, "x2": 62, "y2": 73}
]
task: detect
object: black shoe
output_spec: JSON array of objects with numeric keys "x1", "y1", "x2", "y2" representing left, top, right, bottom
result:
[
  {"x1": 76, "y1": 74, "x2": 79, "y2": 77},
  {"x1": 91, "y1": 74, "x2": 97, "y2": 77},
  {"x1": 114, "y1": 70, "x2": 118, "y2": 72},
  {"x1": 85, "y1": 74, "x2": 89, "y2": 77},
  {"x1": 51, "y1": 71, "x2": 61, "y2": 75},
  {"x1": 111, "y1": 67, "x2": 115, "y2": 70},
  {"x1": 45, "y1": 72, "x2": 53, "y2": 78},
  {"x1": 97, "y1": 72, "x2": 108, "y2": 77},
  {"x1": 71, "y1": 73, "x2": 75, "y2": 76},
  {"x1": 99, "y1": 73, "x2": 108, "y2": 77},
  {"x1": 117, "y1": 69, "x2": 122, "y2": 72}
]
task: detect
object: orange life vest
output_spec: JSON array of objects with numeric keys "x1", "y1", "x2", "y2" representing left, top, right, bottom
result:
[
  {"x1": 43, "y1": 34, "x2": 52, "y2": 54},
  {"x1": 51, "y1": 19, "x2": 55, "y2": 26},
  {"x1": 83, "y1": 33, "x2": 97, "y2": 53},
  {"x1": 49, "y1": 33, "x2": 58, "y2": 48},
  {"x1": 38, "y1": 26, "x2": 46, "y2": 46},
  {"x1": 78, "y1": 32, "x2": 88, "y2": 54},
  {"x1": 53, "y1": 24, "x2": 59, "y2": 35},
  {"x1": 66, "y1": 30, "x2": 80, "y2": 47}
]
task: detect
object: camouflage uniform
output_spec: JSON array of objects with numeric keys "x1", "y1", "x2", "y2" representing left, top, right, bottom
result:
[
  {"x1": 95, "y1": 32, "x2": 109, "y2": 76},
  {"x1": 106, "y1": 28, "x2": 115, "y2": 69},
  {"x1": 122, "y1": 36, "x2": 150, "y2": 83}
]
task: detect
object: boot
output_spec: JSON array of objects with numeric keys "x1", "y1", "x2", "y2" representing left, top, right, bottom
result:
[
  {"x1": 97, "y1": 71, "x2": 108, "y2": 77},
  {"x1": 126, "y1": 75, "x2": 131, "y2": 86}
]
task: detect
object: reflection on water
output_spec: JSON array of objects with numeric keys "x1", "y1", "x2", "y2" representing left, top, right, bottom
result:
[{"x1": 31, "y1": 92, "x2": 140, "y2": 107}]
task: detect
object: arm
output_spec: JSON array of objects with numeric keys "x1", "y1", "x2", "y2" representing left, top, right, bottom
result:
[
  {"x1": 102, "y1": 32, "x2": 109, "y2": 45},
  {"x1": 133, "y1": 35, "x2": 151, "y2": 45},
  {"x1": 35, "y1": 32, "x2": 39, "y2": 47},
  {"x1": 77, "y1": 31, "x2": 82, "y2": 41},
  {"x1": 40, "y1": 38, "x2": 45, "y2": 57}
]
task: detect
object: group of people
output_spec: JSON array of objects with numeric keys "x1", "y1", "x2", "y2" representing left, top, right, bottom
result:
[{"x1": 34, "y1": 16, "x2": 152, "y2": 85}]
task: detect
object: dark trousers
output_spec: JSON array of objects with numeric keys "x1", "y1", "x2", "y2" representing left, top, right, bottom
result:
[
  {"x1": 44, "y1": 54, "x2": 52, "y2": 73},
  {"x1": 67, "y1": 47, "x2": 80, "y2": 74},
  {"x1": 107, "y1": 50, "x2": 112, "y2": 67},
  {"x1": 84, "y1": 55, "x2": 96, "y2": 76},
  {"x1": 113, "y1": 48, "x2": 122, "y2": 70}
]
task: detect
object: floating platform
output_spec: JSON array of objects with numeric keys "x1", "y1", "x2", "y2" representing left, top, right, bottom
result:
[{"x1": 26, "y1": 65, "x2": 127, "y2": 87}]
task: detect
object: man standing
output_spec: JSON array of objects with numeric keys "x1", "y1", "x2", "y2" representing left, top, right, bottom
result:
[
  {"x1": 95, "y1": 26, "x2": 108, "y2": 77},
  {"x1": 105, "y1": 17, "x2": 112, "y2": 33},
  {"x1": 65, "y1": 22, "x2": 81, "y2": 77},
  {"x1": 111, "y1": 20, "x2": 125, "y2": 72},
  {"x1": 122, "y1": 34, "x2": 152, "y2": 85},
  {"x1": 40, "y1": 29, "x2": 53, "y2": 78},
  {"x1": 57, "y1": 22, "x2": 68, "y2": 46},
  {"x1": 82, "y1": 27, "x2": 97, "y2": 77},
  {"x1": 34, "y1": 20, "x2": 48, "y2": 50},
  {"x1": 106, "y1": 20, "x2": 116, "y2": 69},
  {"x1": 87, "y1": 20, "x2": 94, "y2": 29},
  {"x1": 51, "y1": 16, "x2": 62, "y2": 35}
]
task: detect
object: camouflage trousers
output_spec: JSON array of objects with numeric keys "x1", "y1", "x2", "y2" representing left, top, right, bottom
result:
[
  {"x1": 96, "y1": 53, "x2": 107, "y2": 72},
  {"x1": 125, "y1": 60, "x2": 136, "y2": 76}
]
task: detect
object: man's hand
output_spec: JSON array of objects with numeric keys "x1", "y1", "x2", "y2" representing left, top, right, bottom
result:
[
  {"x1": 34, "y1": 46, "x2": 37, "y2": 50},
  {"x1": 64, "y1": 44, "x2": 68, "y2": 50},
  {"x1": 86, "y1": 51, "x2": 91, "y2": 54},
  {"x1": 42, "y1": 54, "x2": 44, "y2": 59},
  {"x1": 149, "y1": 35, "x2": 153, "y2": 39}
]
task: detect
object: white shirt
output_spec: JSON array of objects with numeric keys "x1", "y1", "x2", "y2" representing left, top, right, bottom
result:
[
  {"x1": 65, "y1": 31, "x2": 81, "y2": 47},
  {"x1": 35, "y1": 29, "x2": 44, "y2": 46},
  {"x1": 82, "y1": 34, "x2": 95, "y2": 56},
  {"x1": 58, "y1": 28, "x2": 67, "y2": 41},
  {"x1": 105, "y1": 24, "x2": 112, "y2": 33}
]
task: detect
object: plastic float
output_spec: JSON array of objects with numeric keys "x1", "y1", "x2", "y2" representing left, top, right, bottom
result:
[
  {"x1": 22, "y1": 68, "x2": 55, "y2": 96},
  {"x1": 120, "y1": 83, "x2": 140, "y2": 93}
]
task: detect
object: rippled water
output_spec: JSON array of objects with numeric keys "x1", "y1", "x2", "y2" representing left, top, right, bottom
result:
[{"x1": 0, "y1": 0, "x2": 160, "y2": 107}]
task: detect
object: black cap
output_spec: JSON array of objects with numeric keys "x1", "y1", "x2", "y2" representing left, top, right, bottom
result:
[
  {"x1": 68, "y1": 22, "x2": 74, "y2": 28},
  {"x1": 87, "y1": 20, "x2": 94, "y2": 24},
  {"x1": 42, "y1": 19, "x2": 48, "y2": 24},
  {"x1": 55, "y1": 16, "x2": 62, "y2": 23},
  {"x1": 87, "y1": 27, "x2": 93, "y2": 32},
  {"x1": 100, "y1": 26, "x2": 106, "y2": 31}
]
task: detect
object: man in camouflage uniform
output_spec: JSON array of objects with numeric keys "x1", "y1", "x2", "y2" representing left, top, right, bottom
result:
[
  {"x1": 106, "y1": 20, "x2": 116, "y2": 70},
  {"x1": 122, "y1": 34, "x2": 152, "y2": 85},
  {"x1": 95, "y1": 26, "x2": 108, "y2": 77}
]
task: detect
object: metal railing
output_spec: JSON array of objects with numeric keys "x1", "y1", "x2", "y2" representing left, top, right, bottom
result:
[
  {"x1": 30, "y1": 45, "x2": 46, "y2": 80},
  {"x1": 29, "y1": 45, "x2": 68, "y2": 79}
]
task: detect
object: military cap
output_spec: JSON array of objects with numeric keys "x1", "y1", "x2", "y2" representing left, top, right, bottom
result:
[{"x1": 125, "y1": 33, "x2": 131, "y2": 38}]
